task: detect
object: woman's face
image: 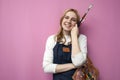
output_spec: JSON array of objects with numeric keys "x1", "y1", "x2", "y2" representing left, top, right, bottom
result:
[{"x1": 62, "y1": 11, "x2": 77, "y2": 32}]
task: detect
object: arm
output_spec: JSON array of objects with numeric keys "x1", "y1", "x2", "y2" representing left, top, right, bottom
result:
[
  {"x1": 43, "y1": 35, "x2": 75, "y2": 73},
  {"x1": 71, "y1": 26, "x2": 87, "y2": 67},
  {"x1": 43, "y1": 35, "x2": 57, "y2": 73},
  {"x1": 71, "y1": 34, "x2": 80, "y2": 56},
  {"x1": 55, "y1": 34, "x2": 87, "y2": 73},
  {"x1": 55, "y1": 63, "x2": 75, "y2": 73}
]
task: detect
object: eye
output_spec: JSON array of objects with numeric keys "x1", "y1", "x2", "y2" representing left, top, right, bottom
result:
[
  {"x1": 71, "y1": 18, "x2": 77, "y2": 22},
  {"x1": 64, "y1": 16, "x2": 69, "y2": 19}
]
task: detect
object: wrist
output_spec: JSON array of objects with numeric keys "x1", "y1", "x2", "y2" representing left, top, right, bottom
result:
[
  {"x1": 71, "y1": 64, "x2": 76, "y2": 69},
  {"x1": 71, "y1": 35, "x2": 78, "y2": 40}
]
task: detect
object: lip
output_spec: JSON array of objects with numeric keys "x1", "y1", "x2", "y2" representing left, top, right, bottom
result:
[{"x1": 64, "y1": 22, "x2": 71, "y2": 27}]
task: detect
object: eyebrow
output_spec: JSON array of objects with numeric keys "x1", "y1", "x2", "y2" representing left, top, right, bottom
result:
[
  {"x1": 72, "y1": 17, "x2": 77, "y2": 20},
  {"x1": 64, "y1": 15, "x2": 77, "y2": 19}
]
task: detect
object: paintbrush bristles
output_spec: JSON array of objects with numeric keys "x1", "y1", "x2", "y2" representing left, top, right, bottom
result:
[{"x1": 89, "y1": 4, "x2": 93, "y2": 9}]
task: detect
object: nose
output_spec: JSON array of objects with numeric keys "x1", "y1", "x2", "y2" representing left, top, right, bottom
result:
[{"x1": 67, "y1": 18, "x2": 71, "y2": 23}]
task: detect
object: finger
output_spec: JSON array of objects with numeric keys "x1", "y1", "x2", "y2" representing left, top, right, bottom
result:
[{"x1": 75, "y1": 24, "x2": 78, "y2": 27}]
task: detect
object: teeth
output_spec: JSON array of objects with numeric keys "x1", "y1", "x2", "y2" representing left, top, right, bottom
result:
[
  {"x1": 65, "y1": 23, "x2": 70, "y2": 25},
  {"x1": 65, "y1": 23, "x2": 70, "y2": 27}
]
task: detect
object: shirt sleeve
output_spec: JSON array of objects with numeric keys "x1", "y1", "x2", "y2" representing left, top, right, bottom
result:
[
  {"x1": 71, "y1": 34, "x2": 87, "y2": 67},
  {"x1": 42, "y1": 35, "x2": 57, "y2": 73}
]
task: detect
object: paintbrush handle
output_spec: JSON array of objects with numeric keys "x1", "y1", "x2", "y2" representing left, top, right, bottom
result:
[{"x1": 78, "y1": 4, "x2": 93, "y2": 27}]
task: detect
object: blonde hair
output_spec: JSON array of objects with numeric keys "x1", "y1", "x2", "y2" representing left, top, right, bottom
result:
[{"x1": 55, "y1": 9, "x2": 80, "y2": 43}]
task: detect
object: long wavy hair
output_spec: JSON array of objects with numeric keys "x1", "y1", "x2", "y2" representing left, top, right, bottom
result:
[{"x1": 55, "y1": 9, "x2": 80, "y2": 44}]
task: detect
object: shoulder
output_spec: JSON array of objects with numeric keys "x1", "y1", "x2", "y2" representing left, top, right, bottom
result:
[
  {"x1": 78, "y1": 34, "x2": 87, "y2": 40},
  {"x1": 46, "y1": 34, "x2": 57, "y2": 47},
  {"x1": 47, "y1": 34, "x2": 55, "y2": 40},
  {"x1": 47, "y1": 34, "x2": 56, "y2": 42}
]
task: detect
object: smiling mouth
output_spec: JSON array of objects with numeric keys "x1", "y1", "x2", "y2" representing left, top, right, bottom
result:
[{"x1": 64, "y1": 22, "x2": 71, "y2": 27}]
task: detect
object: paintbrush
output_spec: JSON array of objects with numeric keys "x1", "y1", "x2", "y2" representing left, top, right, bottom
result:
[{"x1": 78, "y1": 4, "x2": 93, "y2": 27}]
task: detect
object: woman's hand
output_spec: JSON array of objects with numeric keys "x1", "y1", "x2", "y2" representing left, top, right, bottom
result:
[{"x1": 71, "y1": 24, "x2": 79, "y2": 37}]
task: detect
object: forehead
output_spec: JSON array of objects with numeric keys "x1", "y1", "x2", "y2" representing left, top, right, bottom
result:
[{"x1": 65, "y1": 11, "x2": 77, "y2": 18}]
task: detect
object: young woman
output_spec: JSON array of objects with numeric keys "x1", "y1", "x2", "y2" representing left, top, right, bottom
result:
[{"x1": 43, "y1": 9, "x2": 87, "y2": 80}]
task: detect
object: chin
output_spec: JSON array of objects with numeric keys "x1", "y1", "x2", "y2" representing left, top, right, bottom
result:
[
  {"x1": 63, "y1": 28, "x2": 71, "y2": 32},
  {"x1": 62, "y1": 25, "x2": 72, "y2": 32}
]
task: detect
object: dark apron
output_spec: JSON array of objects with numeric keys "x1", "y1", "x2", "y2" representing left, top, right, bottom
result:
[{"x1": 53, "y1": 42, "x2": 76, "y2": 80}]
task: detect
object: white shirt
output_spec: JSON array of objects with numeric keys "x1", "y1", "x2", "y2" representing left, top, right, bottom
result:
[{"x1": 43, "y1": 34, "x2": 87, "y2": 73}]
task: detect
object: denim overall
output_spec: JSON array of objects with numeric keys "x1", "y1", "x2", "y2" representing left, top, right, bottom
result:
[{"x1": 53, "y1": 42, "x2": 76, "y2": 80}]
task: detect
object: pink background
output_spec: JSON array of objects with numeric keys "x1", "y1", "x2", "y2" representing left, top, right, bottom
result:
[{"x1": 0, "y1": 0, "x2": 120, "y2": 80}]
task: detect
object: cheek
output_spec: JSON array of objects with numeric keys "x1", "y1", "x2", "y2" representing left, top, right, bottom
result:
[
  {"x1": 71, "y1": 22, "x2": 77, "y2": 26},
  {"x1": 61, "y1": 20, "x2": 65, "y2": 26},
  {"x1": 61, "y1": 21, "x2": 64, "y2": 26},
  {"x1": 62, "y1": 19, "x2": 66, "y2": 23}
]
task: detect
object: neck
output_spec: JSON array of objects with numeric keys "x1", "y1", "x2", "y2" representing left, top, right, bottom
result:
[{"x1": 63, "y1": 30, "x2": 70, "y2": 36}]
